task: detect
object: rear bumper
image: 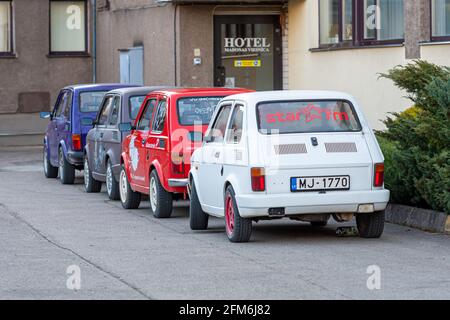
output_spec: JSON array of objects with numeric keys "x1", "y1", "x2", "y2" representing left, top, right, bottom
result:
[
  {"x1": 67, "y1": 150, "x2": 83, "y2": 166},
  {"x1": 168, "y1": 178, "x2": 189, "y2": 187},
  {"x1": 235, "y1": 189, "x2": 390, "y2": 218}
]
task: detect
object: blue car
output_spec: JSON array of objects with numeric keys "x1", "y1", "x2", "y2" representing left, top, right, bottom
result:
[{"x1": 41, "y1": 84, "x2": 138, "y2": 184}]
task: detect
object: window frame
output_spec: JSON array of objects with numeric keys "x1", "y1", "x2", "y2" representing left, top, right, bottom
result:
[
  {"x1": 0, "y1": 0, "x2": 13, "y2": 56},
  {"x1": 96, "y1": 95, "x2": 114, "y2": 127},
  {"x1": 318, "y1": 0, "x2": 405, "y2": 49},
  {"x1": 108, "y1": 96, "x2": 121, "y2": 127},
  {"x1": 151, "y1": 99, "x2": 168, "y2": 134},
  {"x1": 225, "y1": 104, "x2": 245, "y2": 145},
  {"x1": 430, "y1": 0, "x2": 450, "y2": 42},
  {"x1": 206, "y1": 103, "x2": 233, "y2": 144},
  {"x1": 48, "y1": 0, "x2": 89, "y2": 57},
  {"x1": 137, "y1": 98, "x2": 157, "y2": 131}
]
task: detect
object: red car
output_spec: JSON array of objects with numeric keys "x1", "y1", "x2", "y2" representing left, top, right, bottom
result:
[{"x1": 118, "y1": 88, "x2": 252, "y2": 218}]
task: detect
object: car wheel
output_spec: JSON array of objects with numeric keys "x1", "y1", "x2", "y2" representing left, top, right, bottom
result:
[
  {"x1": 106, "y1": 160, "x2": 120, "y2": 201},
  {"x1": 58, "y1": 148, "x2": 75, "y2": 185},
  {"x1": 119, "y1": 165, "x2": 141, "y2": 209},
  {"x1": 189, "y1": 179, "x2": 209, "y2": 230},
  {"x1": 310, "y1": 221, "x2": 328, "y2": 227},
  {"x1": 149, "y1": 170, "x2": 173, "y2": 218},
  {"x1": 225, "y1": 185, "x2": 252, "y2": 243},
  {"x1": 43, "y1": 146, "x2": 58, "y2": 178},
  {"x1": 356, "y1": 210, "x2": 385, "y2": 238},
  {"x1": 84, "y1": 156, "x2": 101, "y2": 193}
]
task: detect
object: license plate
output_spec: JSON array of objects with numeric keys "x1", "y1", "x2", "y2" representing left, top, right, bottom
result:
[{"x1": 290, "y1": 176, "x2": 350, "y2": 192}]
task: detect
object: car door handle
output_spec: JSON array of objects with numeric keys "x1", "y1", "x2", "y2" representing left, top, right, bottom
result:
[
  {"x1": 214, "y1": 151, "x2": 220, "y2": 158},
  {"x1": 142, "y1": 139, "x2": 146, "y2": 146},
  {"x1": 100, "y1": 133, "x2": 104, "y2": 138}
]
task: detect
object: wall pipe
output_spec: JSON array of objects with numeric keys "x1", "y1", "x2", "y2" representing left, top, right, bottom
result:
[{"x1": 92, "y1": 0, "x2": 97, "y2": 83}]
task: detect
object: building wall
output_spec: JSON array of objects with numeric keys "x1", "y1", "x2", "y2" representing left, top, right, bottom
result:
[
  {"x1": 0, "y1": 0, "x2": 92, "y2": 143},
  {"x1": 288, "y1": 0, "x2": 450, "y2": 130},
  {"x1": 96, "y1": 1, "x2": 175, "y2": 86}
]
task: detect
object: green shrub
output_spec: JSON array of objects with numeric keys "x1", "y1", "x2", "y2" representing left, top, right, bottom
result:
[{"x1": 378, "y1": 60, "x2": 450, "y2": 214}]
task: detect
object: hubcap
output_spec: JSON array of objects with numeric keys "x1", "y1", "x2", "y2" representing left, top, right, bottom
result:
[
  {"x1": 59, "y1": 150, "x2": 64, "y2": 180},
  {"x1": 119, "y1": 169, "x2": 128, "y2": 203},
  {"x1": 84, "y1": 158, "x2": 90, "y2": 189},
  {"x1": 225, "y1": 194, "x2": 234, "y2": 236},
  {"x1": 43, "y1": 149, "x2": 48, "y2": 174},
  {"x1": 106, "y1": 164, "x2": 113, "y2": 196},
  {"x1": 150, "y1": 177, "x2": 157, "y2": 212}
]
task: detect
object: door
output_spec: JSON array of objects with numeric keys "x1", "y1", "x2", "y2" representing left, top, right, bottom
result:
[
  {"x1": 147, "y1": 98, "x2": 169, "y2": 188},
  {"x1": 92, "y1": 95, "x2": 114, "y2": 175},
  {"x1": 214, "y1": 15, "x2": 282, "y2": 90},
  {"x1": 56, "y1": 90, "x2": 72, "y2": 153},
  {"x1": 198, "y1": 103, "x2": 233, "y2": 211},
  {"x1": 48, "y1": 91, "x2": 65, "y2": 165},
  {"x1": 131, "y1": 97, "x2": 157, "y2": 188}
]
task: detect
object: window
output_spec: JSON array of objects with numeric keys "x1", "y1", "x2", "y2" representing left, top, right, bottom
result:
[
  {"x1": 129, "y1": 95, "x2": 146, "y2": 120},
  {"x1": 79, "y1": 91, "x2": 107, "y2": 113},
  {"x1": 109, "y1": 97, "x2": 120, "y2": 126},
  {"x1": 54, "y1": 91, "x2": 68, "y2": 117},
  {"x1": 97, "y1": 96, "x2": 113, "y2": 126},
  {"x1": 137, "y1": 99, "x2": 157, "y2": 131},
  {"x1": 432, "y1": 0, "x2": 450, "y2": 40},
  {"x1": 152, "y1": 100, "x2": 167, "y2": 132},
  {"x1": 0, "y1": 1, "x2": 12, "y2": 54},
  {"x1": 177, "y1": 96, "x2": 223, "y2": 126},
  {"x1": 256, "y1": 100, "x2": 361, "y2": 134},
  {"x1": 50, "y1": 0, "x2": 87, "y2": 54},
  {"x1": 318, "y1": 0, "x2": 404, "y2": 47},
  {"x1": 226, "y1": 104, "x2": 244, "y2": 144},
  {"x1": 62, "y1": 91, "x2": 73, "y2": 119},
  {"x1": 208, "y1": 104, "x2": 232, "y2": 143}
]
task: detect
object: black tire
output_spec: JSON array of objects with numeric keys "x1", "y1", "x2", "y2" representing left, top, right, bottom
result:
[
  {"x1": 119, "y1": 165, "x2": 141, "y2": 209},
  {"x1": 106, "y1": 160, "x2": 120, "y2": 200},
  {"x1": 310, "y1": 221, "x2": 328, "y2": 227},
  {"x1": 149, "y1": 170, "x2": 173, "y2": 218},
  {"x1": 189, "y1": 179, "x2": 209, "y2": 230},
  {"x1": 58, "y1": 147, "x2": 75, "y2": 185},
  {"x1": 83, "y1": 156, "x2": 101, "y2": 193},
  {"x1": 225, "y1": 185, "x2": 252, "y2": 243},
  {"x1": 43, "y1": 146, "x2": 58, "y2": 178},
  {"x1": 356, "y1": 210, "x2": 385, "y2": 238}
]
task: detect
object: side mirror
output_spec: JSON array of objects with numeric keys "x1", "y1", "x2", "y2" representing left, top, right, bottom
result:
[
  {"x1": 40, "y1": 111, "x2": 51, "y2": 119},
  {"x1": 203, "y1": 135, "x2": 213, "y2": 143},
  {"x1": 81, "y1": 118, "x2": 94, "y2": 126},
  {"x1": 118, "y1": 122, "x2": 134, "y2": 132}
]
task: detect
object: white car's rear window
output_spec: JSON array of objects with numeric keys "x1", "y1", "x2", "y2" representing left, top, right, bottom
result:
[{"x1": 257, "y1": 100, "x2": 362, "y2": 134}]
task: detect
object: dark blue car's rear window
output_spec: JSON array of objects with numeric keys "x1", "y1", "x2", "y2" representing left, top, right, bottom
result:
[{"x1": 79, "y1": 91, "x2": 108, "y2": 113}]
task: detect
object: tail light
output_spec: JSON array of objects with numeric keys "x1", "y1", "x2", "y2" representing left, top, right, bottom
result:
[
  {"x1": 251, "y1": 167, "x2": 265, "y2": 192},
  {"x1": 72, "y1": 134, "x2": 81, "y2": 151},
  {"x1": 374, "y1": 163, "x2": 385, "y2": 187},
  {"x1": 172, "y1": 161, "x2": 184, "y2": 174}
]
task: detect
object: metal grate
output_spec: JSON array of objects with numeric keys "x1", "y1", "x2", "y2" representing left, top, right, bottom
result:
[
  {"x1": 325, "y1": 143, "x2": 357, "y2": 153},
  {"x1": 274, "y1": 144, "x2": 307, "y2": 155}
]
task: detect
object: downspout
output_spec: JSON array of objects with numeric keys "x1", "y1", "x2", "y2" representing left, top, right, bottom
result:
[
  {"x1": 173, "y1": 3, "x2": 178, "y2": 86},
  {"x1": 92, "y1": 0, "x2": 97, "y2": 83}
]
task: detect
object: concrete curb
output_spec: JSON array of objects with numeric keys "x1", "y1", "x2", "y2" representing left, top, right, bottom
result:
[{"x1": 386, "y1": 204, "x2": 450, "y2": 234}]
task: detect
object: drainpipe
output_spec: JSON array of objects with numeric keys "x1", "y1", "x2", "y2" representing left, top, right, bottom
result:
[
  {"x1": 92, "y1": 0, "x2": 97, "y2": 83},
  {"x1": 173, "y1": 4, "x2": 178, "y2": 86}
]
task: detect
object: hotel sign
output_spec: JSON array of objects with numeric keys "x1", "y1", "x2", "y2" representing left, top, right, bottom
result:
[{"x1": 224, "y1": 37, "x2": 271, "y2": 53}]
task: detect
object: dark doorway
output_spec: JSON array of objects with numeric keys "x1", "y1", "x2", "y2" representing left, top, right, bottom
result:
[{"x1": 214, "y1": 15, "x2": 282, "y2": 91}]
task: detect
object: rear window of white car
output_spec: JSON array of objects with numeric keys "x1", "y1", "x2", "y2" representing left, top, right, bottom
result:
[
  {"x1": 256, "y1": 100, "x2": 362, "y2": 134},
  {"x1": 177, "y1": 96, "x2": 223, "y2": 126},
  {"x1": 79, "y1": 91, "x2": 108, "y2": 113}
]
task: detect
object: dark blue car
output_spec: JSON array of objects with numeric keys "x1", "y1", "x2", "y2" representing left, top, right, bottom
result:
[{"x1": 41, "y1": 84, "x2": 137, "y2": 184}]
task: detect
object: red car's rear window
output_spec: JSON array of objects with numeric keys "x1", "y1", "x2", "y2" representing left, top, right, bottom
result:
[{"x1": 176, "y1": 96, "x2": 224, "y2": 126}]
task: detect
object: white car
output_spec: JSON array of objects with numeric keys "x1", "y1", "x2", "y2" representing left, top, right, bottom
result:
[{"x1": 188, "y1": 91, "x2": 390, "y2": 242}]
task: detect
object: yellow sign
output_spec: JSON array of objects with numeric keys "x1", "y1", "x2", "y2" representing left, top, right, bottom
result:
[{"x1": 234, "y1": 60, "x2": 261, "y2": 68}]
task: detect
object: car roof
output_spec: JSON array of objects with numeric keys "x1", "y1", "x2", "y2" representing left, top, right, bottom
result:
[
  {"x1": 106, "y1": 86, "x2": 173, "y2": 96},
  {"x1": 148, "y1": 87, "x2": 252, "y2": 96},
  {"x1": 64, "y1": 83, "x2": 137, "y2": 91},
  {"x1": 222, "y1": 90, "x2": 357, "y2": 103}
]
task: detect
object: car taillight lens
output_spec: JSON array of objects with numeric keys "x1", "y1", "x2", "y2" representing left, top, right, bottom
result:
[
  {"x1": 172, "y1": 161, "x2": 184, "y2": 174},
  {"x1": 374, "y1": 163, "x2": 385, "y2": 187},
  {"x1": 72, "y1": 134, "x2": 81, "y2": 151},
  {"x1": 251, "y1": 167, "x2": 265, "y2": 192}
]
